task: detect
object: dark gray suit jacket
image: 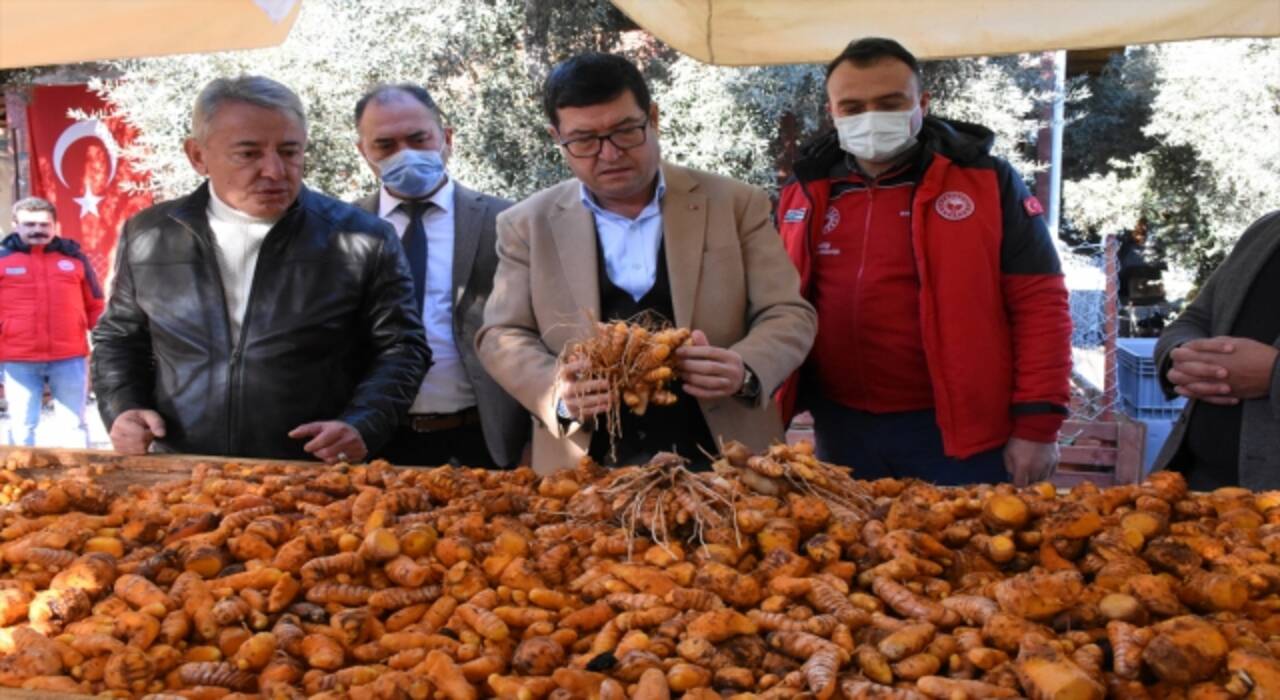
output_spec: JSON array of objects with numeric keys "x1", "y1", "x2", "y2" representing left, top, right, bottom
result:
[
  {"x1": 1154, "y1": 210, "x2": 1280, "y2": 488},
  {"x1": 356, "y1": 182, "x2": 529, "y2": 467}
]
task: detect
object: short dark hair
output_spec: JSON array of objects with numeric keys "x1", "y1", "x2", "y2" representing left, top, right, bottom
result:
[
  {"x1": 825, "y1": 37, "x2": 921, "y2": 83},
  {"x1": 354, "y1": 84, "x2": 446, "y2": 128},
  {"x1": 12, "y1": 196, "x2": 56, "y2": 222},
  {"x1": 542, "y1": 52, "x2": 651, "y2": 129}
]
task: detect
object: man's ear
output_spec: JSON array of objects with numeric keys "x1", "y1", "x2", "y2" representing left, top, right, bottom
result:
[
  {"x1": 441, "y1": 127, "x2": 455, "y2": 164},
  {"x1": 183, "y1": 138, "x2": 208, "y2": 176},
  {"x1": 919, "y1": 91, "x2": 931, "y2": 117},
  {"x1": 356, "y1": 138, "x2": 378, "y2": 173}
]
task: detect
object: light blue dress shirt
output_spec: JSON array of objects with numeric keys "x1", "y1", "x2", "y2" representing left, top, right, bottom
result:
[{"x1": 579, "y1": 171, "x2": 667, "y2": 302}]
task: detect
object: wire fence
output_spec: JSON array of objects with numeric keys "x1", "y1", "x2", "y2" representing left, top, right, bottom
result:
[{"x1": 1062, "y1": 236, "x2": 1121, "y2": 428}]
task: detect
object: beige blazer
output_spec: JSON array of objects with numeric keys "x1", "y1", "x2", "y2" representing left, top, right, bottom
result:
[{"x1": 477, "y1": 162, "x2": 816, "y2": 474}]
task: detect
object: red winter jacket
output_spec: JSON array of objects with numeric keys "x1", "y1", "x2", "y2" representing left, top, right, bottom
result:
[
  {"x1": 0, "y1": 234, "x2": 104, "y2": 362},
  {"x1": 776, "y1": 118, "x2": 1072, "y2": 458}
]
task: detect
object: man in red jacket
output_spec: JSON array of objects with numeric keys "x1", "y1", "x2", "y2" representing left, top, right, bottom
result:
[
  {"x1": 0, "y1": 197, "x2": 104, "y2": 446},
  {"x1": 777, "y1": 38, "x2": 1071, "y2": 485}
]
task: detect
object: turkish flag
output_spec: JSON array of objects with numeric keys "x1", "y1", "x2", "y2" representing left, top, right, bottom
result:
[{"x1": 25, "y1": 84, "x2": 152, "y2": 284}]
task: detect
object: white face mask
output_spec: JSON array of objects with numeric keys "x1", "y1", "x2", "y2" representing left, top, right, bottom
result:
[{"x1": 834, "y1": 106, "x2": 923, "y2": 163}]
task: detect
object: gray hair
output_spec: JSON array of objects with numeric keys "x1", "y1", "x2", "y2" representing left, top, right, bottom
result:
[
  {"x1": 191, "y1": 75, "x2": 307, "y2": 141},
  {"x1": 12, "y1": 196, "x2": 57, "y2": 222}
]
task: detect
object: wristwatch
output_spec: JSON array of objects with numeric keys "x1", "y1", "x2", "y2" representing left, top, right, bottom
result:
[{"x1": 736, "y1": 366, "x2": 761, "y2": 400}]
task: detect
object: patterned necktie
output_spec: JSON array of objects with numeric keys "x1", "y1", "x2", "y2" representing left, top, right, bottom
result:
[{"x1": 399, "y1": 199, "x2": 432, "y2": 314}]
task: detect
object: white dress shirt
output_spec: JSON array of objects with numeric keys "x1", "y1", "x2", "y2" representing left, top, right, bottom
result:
[
  {"x1": 206, "y1": 185, "x2": 278, "y2": 346},
  {"x1": 579, "y1": 171, "x2": 667, "y2": 302},
  {"x1": 378, "y1": 179, "x2": 476, "y2": 414}
]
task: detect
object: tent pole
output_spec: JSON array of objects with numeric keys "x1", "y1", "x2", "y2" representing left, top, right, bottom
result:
[{"x1": 1048, "y1": 49, "x2": 1066, "y2": 238}]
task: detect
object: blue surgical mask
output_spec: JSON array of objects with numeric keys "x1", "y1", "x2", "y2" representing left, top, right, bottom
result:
[{"x1": 378, "y1": 149, "x2": 446, "y2": 199}]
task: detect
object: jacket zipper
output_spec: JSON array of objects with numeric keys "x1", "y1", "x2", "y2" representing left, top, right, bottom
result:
[
  {"x1": 173, "y1": 216, "x2": 239, "y2": 454},
  {"x1": 230, "y1": 235, "x2": 276, "y2": 456},
  {"x1": 852, "y1": 185, "x2": 875, "y2": 395},
  {"x1": 36, "y1": 247, "x2": 51, "y2": 358},
  {"x1": 797, "y1": 180, "x2": 817, "y2": 298},
  {"x1": 911, "y1": 164, "x2": 953, "y2": 453}
]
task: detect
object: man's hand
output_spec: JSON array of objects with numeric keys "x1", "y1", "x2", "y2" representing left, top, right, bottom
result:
[
  {"x1": 289, "y1": 421, "x2": 367, "y2": 464},
  {"x1": 1004, "y1": 437, "x2": 1059, "y2": 487},
  {"x1": 557, "y1": 358, "x2": 612, "y2": 422},
  {"x1": 1168, "y1": 336, "x2": 1278, "y2": 404},
  {"x1": 1168, "y1": 337, "x2": 1238, "y2": 405},
  {"x1": 1211, "y1": 337, "x2": 1278, "y2": 400},
  {"x1": 674, "y1": 330, "x2": 746, "y2": 399},
  {"x1": 109, "y1": 409, "x2": 166, "y2": 455}
]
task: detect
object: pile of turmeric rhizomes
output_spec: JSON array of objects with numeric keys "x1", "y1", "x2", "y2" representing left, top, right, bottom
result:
[{"x1": 0, "y1": 445, "x2": 1277, "y2": 700}]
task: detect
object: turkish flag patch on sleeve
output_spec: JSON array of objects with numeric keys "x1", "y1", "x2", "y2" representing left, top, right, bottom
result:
[{"x1": 1023, "y1": 196, "x2": 1045, "y2": 217}]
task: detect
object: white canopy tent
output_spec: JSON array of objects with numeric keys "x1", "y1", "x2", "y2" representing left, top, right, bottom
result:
[
  {"x1": 610, "y1": 0, "x2": 1279, "y2": 238},
  {"x1": 0, "y1": 0, "x2": 302, "y2": 70},
  {"x1": 609, "y1": 0, "x2": 1280, "y2": 65},
  {"x1": 4, "y1": 0, "x2": 1274, "y2": 71}
]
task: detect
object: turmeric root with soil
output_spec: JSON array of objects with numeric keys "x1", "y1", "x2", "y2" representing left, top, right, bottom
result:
[{"x1": 0, "y1": 450, "x2": 1276, "y2": 698}]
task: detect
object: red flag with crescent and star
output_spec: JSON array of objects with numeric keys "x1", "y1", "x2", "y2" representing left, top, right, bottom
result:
[{"x1": 25, "y1": 84, "x2": 152, "y2": 283}]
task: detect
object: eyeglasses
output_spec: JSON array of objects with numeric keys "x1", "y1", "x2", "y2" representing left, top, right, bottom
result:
[{"x1": 558, "y1": 118, "x2": 649, "y2": 158}]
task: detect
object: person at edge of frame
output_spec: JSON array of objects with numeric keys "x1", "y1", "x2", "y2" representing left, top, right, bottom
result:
[{"x1": 776, "y1": 37, "x2": 1072, "y2": 486}]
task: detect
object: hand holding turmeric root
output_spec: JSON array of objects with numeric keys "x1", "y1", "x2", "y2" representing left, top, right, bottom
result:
[
  {"x1": 562, "y1": 319, "x2": 693, "y2": 418},
  {"x1": 556, "y1": 359, "x2": 613, "y2": 422},
  {"x1": 674, "y1": 329, "x2": 748, "y2": 400}
]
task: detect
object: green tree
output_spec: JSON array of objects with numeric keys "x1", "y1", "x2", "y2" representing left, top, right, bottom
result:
[
  {"x1": 1062, "y1": 39, "x2": 1280, "y2": 283},
  {"x1": 921, "y1": 54, "x2": 1043, "y2": 177},
  {"x1": 1062, "y1": 47, "x2": 1158, "y2": 182}
]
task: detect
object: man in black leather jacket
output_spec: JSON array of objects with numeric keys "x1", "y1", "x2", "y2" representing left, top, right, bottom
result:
[{"x1": 92, "y1": 76, "x2": 430, "y2": 463}]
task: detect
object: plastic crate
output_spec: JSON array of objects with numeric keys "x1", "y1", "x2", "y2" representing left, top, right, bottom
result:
[
  {"x1": 1116, "y1": 338, "x2": 1187, "y2": 420},
  {"x1": 1139, "y1": 417, "x2": 1175, "y2": 475}
]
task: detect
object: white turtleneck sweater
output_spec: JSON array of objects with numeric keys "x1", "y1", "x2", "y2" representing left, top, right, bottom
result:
[{"x1": 206, "y1": 186, "x2": 280, "y2": 346}]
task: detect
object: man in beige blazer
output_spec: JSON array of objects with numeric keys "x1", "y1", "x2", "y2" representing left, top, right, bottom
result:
[{"x1": 478, "y1": 53, "x2": 816, "y2": 474}]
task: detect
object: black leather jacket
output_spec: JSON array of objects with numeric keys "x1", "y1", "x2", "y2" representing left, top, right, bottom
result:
[{"x1": 92, "y1": 183, "x2": 430, "y2": 459}]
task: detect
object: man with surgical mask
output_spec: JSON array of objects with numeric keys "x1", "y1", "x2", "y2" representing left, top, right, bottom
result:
[
  {"x1": 776, "y1": 38, "x2": 1071, "y2": 486},
  {"x1": 354, "y1": 84, "x2": 528, "y2": 468}
]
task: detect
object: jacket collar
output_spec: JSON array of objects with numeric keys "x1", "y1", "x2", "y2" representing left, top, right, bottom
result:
[
  {"x1": 2, "y1": 232, "x2": 79, "y2": 255},
  {"x1": 549, "y1": 162, "x2": 706, "y2": 327},
  {"x1": 360, "y1": 181, "x2": 484, "y2": 307},
  {"x1": 170, "y1": 181, "x2": 306, "y2": 241},
  {"x1": 450, "y1": 183, "x2": 485, "y2": 307}
]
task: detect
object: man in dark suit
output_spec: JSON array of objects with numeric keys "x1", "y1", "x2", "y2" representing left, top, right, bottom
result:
[
  {"x1": 354, "y1": 84, "x2": 528, "y2": 468},
  {"x1": 1154, "y1": 210, "x2": 1280, "y2": 490}
]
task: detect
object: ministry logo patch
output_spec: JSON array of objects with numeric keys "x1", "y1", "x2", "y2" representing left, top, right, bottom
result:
[
  {"x1": 935, "y1": 191, "x2": 975, "y2": 221},
  {"x1": 823, "y1": 206, "x2": 841, "y2": 235}
]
